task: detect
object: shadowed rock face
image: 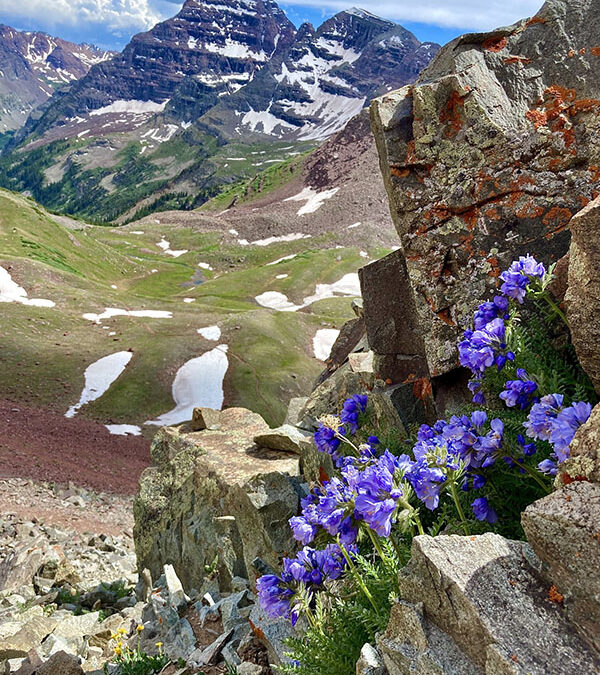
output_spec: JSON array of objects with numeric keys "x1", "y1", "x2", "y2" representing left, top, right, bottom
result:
[
  {"x1": 566, "y1": 196, "x2": 600, "y2": 391},
  {"x1": 370, "y1": 0, "x2": 600, "y2": 377},
  {"x1": 379, "y1": 533, "x2": 600, "y2": 675},
  {"x1": 133, "y1": 408, "x2": 302, "y2": 592}
]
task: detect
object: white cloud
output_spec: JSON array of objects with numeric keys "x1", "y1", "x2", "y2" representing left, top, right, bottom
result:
[
  {"x1": 1, "y1": 0, "x2": 165, "y2": 34},
  {"x1": 283, "y1": 1, "x2": 544, "y2": 32}
]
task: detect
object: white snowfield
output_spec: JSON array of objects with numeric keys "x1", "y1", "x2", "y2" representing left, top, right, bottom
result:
[
  {"x1": 313, "y1": 329, "x2": 340, "y2": 361},
  {"x1": 105, "y1": 424, "x2": 142, "y2": 436},
  {"x1": 156, "y1": 238, "x2": 188, "y2": 258},
  {"x1": 284, "y1": 187, "x2": 339, "y2": 215},
  {"x1": 241, "y1": 107, "x2": 295, "y2": 136},
  {"x1": 198, "y1": 262, "x2": 213, "y2": 270},
  {"x1": 90, "y1": 99, "x2": 169, "y2": 116},
  {"x1": 197, "y1": 326, "x2": 222, "y2": 341},
  {"x1": 240, "y1": 232, "x2": 311, "y2": 247},
  {"x1": 205, "y1": 38, "x2": 268, "y2": 62},
  {"x1": 82, "y1": 308, "x2": 173, "y2": 324},
  {"x1": 146, "y1": 344, "x2": 229, "y2": 426},
  {"x1": 255, "y1": 291, "x2": 301, "y2": 311},
  {"x1": 255, "y1": 273, "x2": 361, "y2": 312},
  {"x1": 0, "y1": 266, "x2": 55, "y2": 308},
  {"x1": 266, "y1": 253, "x2": 298, "y2": 266},
  {"x1": 65, "y1": 351, "x2": 133, "y2": 418}
]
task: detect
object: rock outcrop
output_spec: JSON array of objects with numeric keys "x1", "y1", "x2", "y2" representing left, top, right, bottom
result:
[
  {"x1": 370, "y1": 0, "x2": 600, "y2": 379},
  {"x1": 566, "y1": 195, "x2": 600, "y2": 392},
  {"x1": 134, "y1": 407, "x2": 305, "y2": 592},
  {"x1": 522, "y1": 479, "x2": 600, "y2": 652},
  {"x1": 378, "y1": 533, "x2": 600, "y2": 674}
]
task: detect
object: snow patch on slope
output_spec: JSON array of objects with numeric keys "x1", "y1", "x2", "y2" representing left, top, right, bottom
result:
[{"x1": 65, "y1": 351, "x2": 132, "y2": 418}]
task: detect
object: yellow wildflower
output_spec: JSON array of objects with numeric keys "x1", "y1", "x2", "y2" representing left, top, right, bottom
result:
[{"x1": 136, "y1": 624, "x2": 144, "y2": 632}]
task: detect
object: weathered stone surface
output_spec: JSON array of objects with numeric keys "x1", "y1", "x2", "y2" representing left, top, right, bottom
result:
[
  {"x1": 0, "y1": 538, "x2": 45, "y2": 593},
  {"x1": 378, "y1": 601, "x2": 479, "y2": 675},
  {"x1": 370, "y1": 0, "x2": 600, "y2": 377},
  {"x1": 522, "y1": 481, "x2": 600, "y2": 651},
  {"x1": 191, "y1": 407, "x2": 222, "y2": 432},
  {"x1": 283, "y1": 397, "x2": 308, "y2": 427},
  {"x1": 35, "y1": 651, "x2": 84, "y2": 675},
  {"x1": 359, "y1": 249, "x2": 429, "y2": 383},
  {"x1": 253, "y1": 425, "x2": 312, "y2": 454},
  {"x1": 566, "y1": 196, "x2": 600, "y2": 391},
  {"x1": 134, "y1": 408, "x2": 301, "y2": 592},
  {"x1": 0, "y1": 615, "x2": 58, "y2": 659},
  {"x1": 356, "y1": 643, "x2": 388, "y2": 674},
  {"x1": 389, "y1": 533, "x2": 600, "y2": 674},
  {"x1": 248, "y1": 603, "x2": 297, "y2": 666}
]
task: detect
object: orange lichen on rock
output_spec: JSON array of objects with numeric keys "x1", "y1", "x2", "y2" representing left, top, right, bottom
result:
[
  {"x1": 440, "y1": 90, "x2": 469, "y2": 137},
  {"x1": 591, "y1": 46, "x2": 600, "y2": 56},
  {"x1": 542, "y1": 206, "x2": 572, "y2": 229},
  {"x1": 482, "y1": 36, "x2": 508, "y2": 52},
  {"x1": 568, "y1": 49, "x2": 576, "y2": 57},
  {"x1": 525, "y1": 16, "x2": 546, "y2": 27},
  {"x1": 504, "y1": 56, "x2": 531, "y2": 65},
  {"x1": 526, "y1": 109, "x2": 548, "y2": 127},
  {"x1": 412, "y1": 377, "x2": 433, "y2": 400},
  {"x1": 391, "y1": 166, "x2": 410, "y2": 178},
  {"x1": 548, "y1": 586, "x2": 564, "y2": 604}
]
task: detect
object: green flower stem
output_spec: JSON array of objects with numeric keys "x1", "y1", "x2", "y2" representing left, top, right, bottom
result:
[
  {"x1": 366, "y1": 528, "x2": 387, "y2": 564},
  {"x1": 541, "y1": 292, "x2": 568, "y2": 327},
  {"x1": 413, "y1": 513, "x2": 425, "y2": 536},
  {"x1": 448, "y1": 477, "x2": 470, "y2": 535},
  {"x1": 337, "y1": 537, "x2": 379, "y2": 616},
  {"x1": 511, "y1": 456, "x2": 552, "y2": 494}
]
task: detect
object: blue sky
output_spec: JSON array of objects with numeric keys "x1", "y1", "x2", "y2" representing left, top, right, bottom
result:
[{"x1": 0, "y1": 0, "x2": 544, "y2": 51}]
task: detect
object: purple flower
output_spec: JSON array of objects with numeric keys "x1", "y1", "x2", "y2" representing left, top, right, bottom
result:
[
  {"x1": 526, "y1": 395, "x2": 592, "y2": 473},
  {"x1": 538, "y1": 458, "x2": 558, "y2": 476},
  {"x1": 500, "y1": 255, "x2": 546, "y2": 303},
  {"x1": 517, "y1": 434, "x2": 537, "y2": 456},
  {"x1": 314, "y1": 423, "x2": 342, "y2": 457},
  {"x1": 458, "y1": 318, "x2": 511, "y2": 376},
  {"x1": 352, "y1": 456, "x2": 403, "y2": 537},
  {"x1": 473, "y1": 296, "x2": 509, "y2": 329},
  {"x1": 523, "y1": 394, "x2": 564, "y2": 441},
  {"x1": 471, "y1": 496, "x2": 498, "y2": 524},
  {"x1": 500, "y1": 369, "x2": 538, "y2": 410},
  {"x1": 340, "y1": 394, "x2": 368, "y2": 433},
  {"x1": 256, "y1": 574, "x2": 295, "y2": 622}
]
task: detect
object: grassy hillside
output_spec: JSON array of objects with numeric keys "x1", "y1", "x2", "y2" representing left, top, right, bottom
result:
[{"x1": 0, "y1": 188, "x2": 377, "y2": 428}]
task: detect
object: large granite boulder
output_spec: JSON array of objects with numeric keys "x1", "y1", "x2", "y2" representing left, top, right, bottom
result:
[
  {"x1": 522, "y1": 481, "x2": 600, "y2": 652},
  {"x1": 133, "y1": 408, "x2": 302, "y2": 593},
  {"x1": 370, "y1": 0, "x2": 600, "y2": 377},
  {"x1": 379, "y1": 533, "x2": 600, "y2": 674},
  {"x1": 566, "y1": 196, "x2": 600, "y2": 392}
]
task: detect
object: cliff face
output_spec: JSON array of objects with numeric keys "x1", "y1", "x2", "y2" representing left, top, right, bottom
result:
[
  {"x1": 369, "y1": 0, "x2": 600, "y2": 380},
  {"x1": 0, "y1": 25, "x2": 113, "y2": 133}
]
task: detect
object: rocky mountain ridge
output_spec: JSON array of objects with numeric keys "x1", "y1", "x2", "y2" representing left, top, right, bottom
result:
[
  {"x1": 0, "y1": 1, "x2": 439, "y2": 222},
  {"x1": 0, "y1": 25, "x2": 113, "y2": 134}
]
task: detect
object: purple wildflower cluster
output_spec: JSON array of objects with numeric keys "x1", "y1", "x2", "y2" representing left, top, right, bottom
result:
[
  {"x1": 256, "y1": 544, "x2": 350, "y2": 624},
  {"x1": 500, "y1": 255, "x2": 546, "y2": 303},
  {"x1": 500, "y1": 369, "x2": 538, "y2": 409},
  {"x1": 257, "y1": 256, "x2": 595, "y2": 633},
  {"x1": 524, "y1": 394, "x2": 592, "y2": 475},
  {"x1": 459, "y1": 255, "x2": 547, "y2": 403},
  {"x1": 313, "y1": 395, "x2": 368, "y2": 464},
  {"x1": 407, "y1": 413, "x2": 502, "y2": 522}
]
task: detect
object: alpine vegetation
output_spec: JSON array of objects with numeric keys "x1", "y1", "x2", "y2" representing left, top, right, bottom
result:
[{"x1": 257, "y1": 256, "x2": 597, "y2": 674}]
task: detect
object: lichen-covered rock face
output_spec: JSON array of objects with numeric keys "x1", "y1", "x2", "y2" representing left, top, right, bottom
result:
[
  {"x1": 566, "y1": 196, "x2": 600, "y2": 391},
  {"x1": 522, "y1": 481, "x2": 600, "y2": 652},
  {"x1": 133, "y1": 408, "x2": 301, "y2": 593},
  {"x1": 370, "y1": 0, "x2": 600, "y2": 376},
  {"x1": 380, "y1": 533, "x2": 600, "y2": 674}
]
